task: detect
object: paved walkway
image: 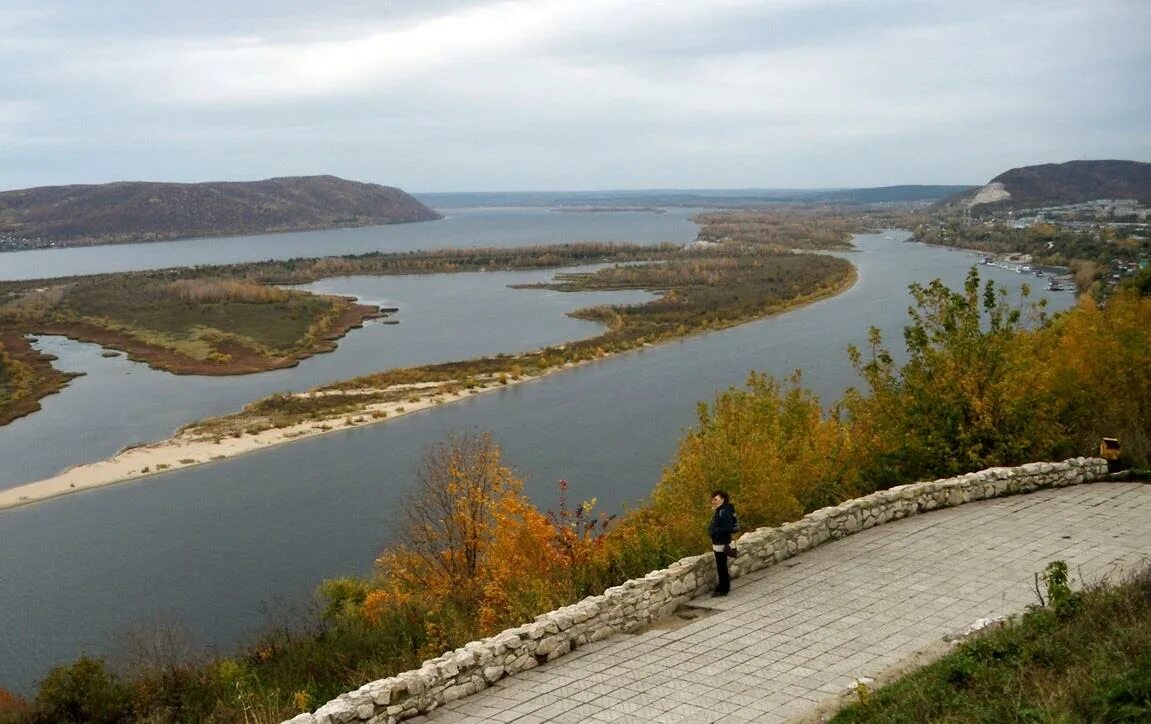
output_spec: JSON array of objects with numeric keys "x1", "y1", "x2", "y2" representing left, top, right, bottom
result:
[{"x1": 415, "y1": 483, "x2": 1151, "y2": 723}]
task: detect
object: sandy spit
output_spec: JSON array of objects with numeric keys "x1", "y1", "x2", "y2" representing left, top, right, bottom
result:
[{"x1": 0, "y1": 371, "x2": 548, "y2": 512}]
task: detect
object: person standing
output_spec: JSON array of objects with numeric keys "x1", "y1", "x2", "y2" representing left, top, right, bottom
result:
[{"x1": 708, "y1": 490, "x2": 738, "y2": 597}]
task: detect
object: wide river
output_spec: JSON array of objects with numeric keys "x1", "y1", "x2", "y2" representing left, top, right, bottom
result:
[{"x1": 0, "y1": 209, "x2": 1074, "y2": 692}]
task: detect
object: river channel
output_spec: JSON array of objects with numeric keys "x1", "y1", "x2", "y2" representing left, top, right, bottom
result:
[
  {"x1": 0, "y1": 216, "x2": 1074, "y2": 693},
  {"x1": 0, "y1": 270, "x2": 655, "y2": 489},
  {"x1": 0, "y1": 206, "x2": 699, "y2": 281}
]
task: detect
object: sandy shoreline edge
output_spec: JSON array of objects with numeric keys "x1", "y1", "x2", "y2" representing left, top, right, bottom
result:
[
  {"x1": 0, "y1": 266, "x2": 859, "y2": 514},
  {"x1": 0, "y1": 369, "x2": 558, "y2": 513}
]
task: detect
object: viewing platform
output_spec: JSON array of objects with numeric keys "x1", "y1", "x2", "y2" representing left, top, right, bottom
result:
[
  {"x1": 290, "y1": 462, "x2": 1150, "y2": 723},
  {"x1": 411, "y1": 482, "x2": 1151, "y2": 722}
]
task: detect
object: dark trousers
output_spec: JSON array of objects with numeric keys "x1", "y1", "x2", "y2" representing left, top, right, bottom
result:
[{"x1": 713, "y1": 548, "x2": 730, "y2": 593}]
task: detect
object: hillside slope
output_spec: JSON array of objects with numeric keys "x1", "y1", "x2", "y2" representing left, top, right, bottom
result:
[
  {"x1": 0, "y1": 175, "x2": 440, "y2": 247},
  {"x1": 419, "y1": 185, "x2": 974, "y2": 209},
  {"x1": 947, "y1": 160, "x2": 1151, "y2": 210}
]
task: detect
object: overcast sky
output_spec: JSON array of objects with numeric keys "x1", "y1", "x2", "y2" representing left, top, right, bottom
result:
[{"x1": 2, "y1": 0, "x2": 1148, "y2": 192}]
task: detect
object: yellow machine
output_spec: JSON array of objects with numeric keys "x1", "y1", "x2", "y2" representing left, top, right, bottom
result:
[
  {"x1": 1100, "y1": 437, "x2": 1121, "y2": 471},
  {"x1": 1100, "y1": 437, "x2": 1121, "y2": 459}
]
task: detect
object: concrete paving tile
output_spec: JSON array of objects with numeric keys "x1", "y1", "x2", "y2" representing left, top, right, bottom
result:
[
  {"x1": 660, "y1": 705, "x2": 716, "y2": 723},
  {"x1": 719, "y1": 711, "x2": 770, "y2": 724},
  {"x1": 582, "y1": 683, "x2": 623, "y2": 698},
  {"x1": 527, "y1": 701, "x2": 582, "y2": 720},
  {"x1": 483, "y1": 711, "x2": 525, "y2": 723},
  {"x1": 587, "y1": 710, "x2": 630, "y2": 723}
]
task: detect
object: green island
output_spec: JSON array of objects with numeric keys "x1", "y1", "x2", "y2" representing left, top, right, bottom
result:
[
  {"x1": 0, "y1": 215, "x2": 861, "y2": 431},
  {"x1": 0, "y1": 329, "x2": 81, "y2": 427},
  {"x1": 0, "y1": 243, "x2": 668, "y2": 424}
]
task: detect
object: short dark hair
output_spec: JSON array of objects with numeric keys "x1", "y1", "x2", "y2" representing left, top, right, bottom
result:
[{"x1": 710, "y1": 490, "x2": 729, "y2": 502}]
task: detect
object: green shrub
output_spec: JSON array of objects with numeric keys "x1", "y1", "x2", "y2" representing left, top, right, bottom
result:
[
  {"x1": 1086, "y1": 651, "x2": 1151, "y2": 722},
  {"x1": 32, "y1": 657, "x2": 131, "y2": 724}
]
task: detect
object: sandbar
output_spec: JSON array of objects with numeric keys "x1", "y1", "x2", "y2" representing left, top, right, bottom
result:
[{"x1": 0, "y1": 371, "x2": 546, "y2": 512}]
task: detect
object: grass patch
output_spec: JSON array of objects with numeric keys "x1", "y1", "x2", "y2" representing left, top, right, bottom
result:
[{"x1": 833, "y1": 562, "x2": 1151, "y2": 722}]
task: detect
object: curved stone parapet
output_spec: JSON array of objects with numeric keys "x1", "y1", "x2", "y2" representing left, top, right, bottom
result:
[{"x1": 285, "y1": 457, "x2": 1108, "y2": 724}]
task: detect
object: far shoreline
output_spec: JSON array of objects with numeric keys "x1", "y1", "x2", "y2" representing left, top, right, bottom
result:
[{"x1": 0, "y1": 263, "x2": 859, "y2": 513}]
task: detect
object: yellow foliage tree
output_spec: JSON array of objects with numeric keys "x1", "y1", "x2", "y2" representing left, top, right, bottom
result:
[
  {"x1": 364, "y1": 434, "x2": 615, "y2": 642},
  {"x1": 369, "y1": 431, "x2": 520, "y2": 612},
  {"x1": 0, "y1": 341, "x2": 33, "y2": 407},
  {"x1": 652, "y1": 371, "x2": 858, "y2": 550},
  {"x1": 1034, "y1": 291, "x2": 1151, "y2": 463}
]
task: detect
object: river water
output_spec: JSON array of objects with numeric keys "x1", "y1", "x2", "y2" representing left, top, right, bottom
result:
[
  {"x1": 0, "y1": 213, "x2": 1075, "y2": 693},
  {"x1": 0, "y1": 206, "x2": 699, "y2": 281},
  {"x1": 0, "y1": 271, "x2": 655, "y2": 489}
]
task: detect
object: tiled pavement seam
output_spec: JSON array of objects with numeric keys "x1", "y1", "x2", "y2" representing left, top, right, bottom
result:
[{"x1": 414, "y1": 482, "x2": 1151, "y2": 723}]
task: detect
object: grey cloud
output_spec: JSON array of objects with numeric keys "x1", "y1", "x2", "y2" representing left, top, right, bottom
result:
[
  {"x1": 7, "y1": 1, "x2": 484, "y2": 41},
  {"x1": 2, "y1": 0, "x2": 1148, "y2": 191}
]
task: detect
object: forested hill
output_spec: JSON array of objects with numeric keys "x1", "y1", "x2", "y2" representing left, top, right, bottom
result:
[
  {"x1": 946, "y1": 160, "x2": 1151, "y2": 209},
  {"x1": 0, "y1": 175, "x2": 441, "y2": 248}
]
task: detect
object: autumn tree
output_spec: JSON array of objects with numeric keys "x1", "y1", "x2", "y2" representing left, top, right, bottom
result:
[
  {"x1": 653, "y1": 371, "x2": 858, "y2": 549},
  {"x1": 355, "y1": 432, "x2": 629, "y2": 655},
  {"x1": 370, "y1": 431, "x2": 521, "y2": 607},
  {"x1": 475, "y1": 492, "x2": 570, "y2": 630},
  {"x1": 845, "y1": 268, "x2": 1061, "y2": 487},
  {"x1": 1071, "y1": 259, "x2": 1101, "y2": 294},
  {"x1": 1033, "y1": 291, "x2": 1151, "y2": 465}
]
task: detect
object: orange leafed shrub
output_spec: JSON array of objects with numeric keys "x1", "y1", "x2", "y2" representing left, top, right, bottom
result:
[
  {"x1": 363, "y1": 435, "x2": 620, "y2": 638},
  {"x1": 0, "y1": 687, "x2": 29, "y2": 713},
  {"x1": 477, "y1": 493, "x2": 570, "y2": 630}
]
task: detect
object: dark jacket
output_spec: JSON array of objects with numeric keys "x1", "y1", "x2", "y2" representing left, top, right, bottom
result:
[{"x1": 708, "y1": 502, "x2": 737, "y2": 545}]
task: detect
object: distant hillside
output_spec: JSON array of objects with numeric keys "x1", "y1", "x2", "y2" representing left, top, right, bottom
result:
[
  {"x1": 417, "y1": 185, "x2": 973, "y2": 209},
  {"x1": 0, "y1": 175, "x2": 440, "y2": 247},
  {"x1": 796, "y1": 185, "x2": 976, "y2": 205},
  {"x1": 946, "y1": 160, "x2": 1151, "y2": 210}
]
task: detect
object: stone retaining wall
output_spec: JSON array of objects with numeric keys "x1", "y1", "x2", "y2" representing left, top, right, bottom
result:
[{"x1": 286, "y1": 457, "x2": 1108, "y2": 724}]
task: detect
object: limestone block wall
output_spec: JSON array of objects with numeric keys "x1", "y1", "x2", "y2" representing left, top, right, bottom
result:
[{"x1": 285, "y1": 457, "x2": 1108, "y2": 724}]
